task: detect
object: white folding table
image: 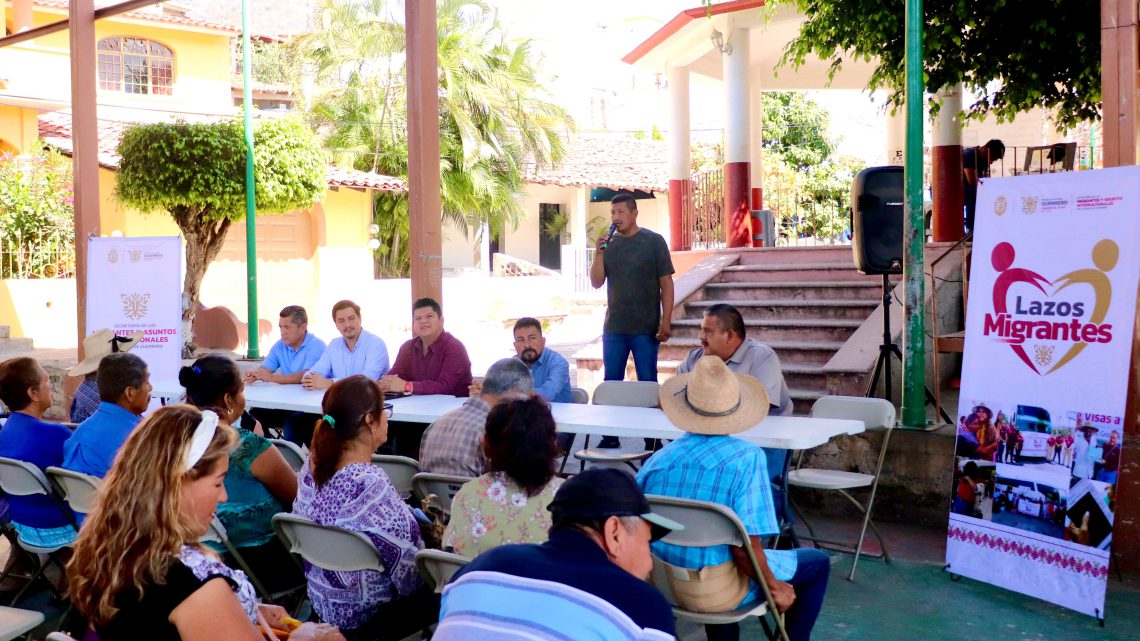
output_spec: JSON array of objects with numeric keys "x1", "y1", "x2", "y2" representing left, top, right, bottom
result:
[{"x1": 152, "y1": 380, "x2": 864, "y2": 450}]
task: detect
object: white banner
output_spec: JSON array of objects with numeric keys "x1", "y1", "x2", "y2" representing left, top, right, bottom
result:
[
  {"x1": 947, "y1": 166, "x2": 1140, "y2": 618},
  {"x1": 86, "y1": 237, "x2": 182, "y2": 383}
]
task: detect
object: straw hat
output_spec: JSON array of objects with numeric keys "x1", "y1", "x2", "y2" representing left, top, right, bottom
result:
[
  {"x1": 659, "y1": 356, "x2": 769, "y2": 435},
  {"x1": 1076, "y1": 423, "x2": 1099, "y2": 435},
  {"x1": 70, "y1": 329, "x2": 144, "y2": 376}
]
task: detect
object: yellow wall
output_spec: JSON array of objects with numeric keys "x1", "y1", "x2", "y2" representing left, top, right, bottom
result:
[
  {"x1": 0, "y1": 105, "x2": 39, "y2": 154},
  {"x1": 0, "y1": 7, "x2": 235, "y2": 114}
]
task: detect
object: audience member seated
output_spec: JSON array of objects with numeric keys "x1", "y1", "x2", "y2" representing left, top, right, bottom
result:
[
  {"x1": 434, "y1": 468, "x2": 680, "y2": 641},
  {"x1": 67, "y1": 404, "x2": 344, "y2": 641},
  {"x1": 62, "y1": 352, "x2": 151, "y2": 479},
  {"x1": 0, "y1": 357, "x2": 78, "y2": 548},
  {"x1": 443, "y1": 397, "x2": 565, "y2": 556},
  {"x1": 638, "y1": 356, "x2": 829, "y2": 641},
  {"x1": 419, "y1": 358, "x2": 533, "y2": 476},
  {"x1": 67, "y1": 329, "x2": 143, "y2": 424},
  {"x1": 304, "y1": 300, "x2": 390, "y2": 391},
  {"x1": 182, "y1": 355, "x2": 301, "y2": 592},
  {"x1": 380, "y1": 297, "x2": 472, "y2": 397},
  {"x1": 246, "y1": 305, "x2": 326, "y2": 444},
  {"x1": 294, "y1": 375, "x2": 438, "y2": 640}
]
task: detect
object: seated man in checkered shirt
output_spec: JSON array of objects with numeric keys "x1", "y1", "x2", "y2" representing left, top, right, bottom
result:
[
  {"x1": 637, "y1": 356, "x2": 830, "y2": 641},
  {"x1": 419, "y1": 358, "x2": 533, "y2": 477}
]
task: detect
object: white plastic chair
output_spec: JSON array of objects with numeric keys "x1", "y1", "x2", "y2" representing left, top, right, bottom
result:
[
  {"x1": 572, "y1": 381, "x2": 660, "y2": 471},
  {"x1": 269, "y1": 439, "x2": 306, "y2": 473},
  {"x1": 645, "y1": 494, "x2": 788, "y2": 641},
  {"x1": 45, "y1": 467, "x2": 101, "y2": 517},
  {"x1": 415, "y1": 549, "x2": 471, "y2": 593},
  {"x1": 272, "y1": 513, "x2": 387, "y2": 573},
  {"x1": 411, "y1": 473, "x2": 472, "y2": 519},
  {"x1": 0, "y1": 457, "x2": 75, "y2": 604},
  {"x1": 787, "y1": 395, "x2": 896, "y2": 580},
  {"x1": 46, "y1": 632, "x2": 77, "y2": 641},
  {"x1": 371, "y1": 455, "x2": 421, "y2": 498},
  {"x1": 570, "y1": 387, "x2": 589, "y2": 404},
  {"x1": 0, "y1": 606, "x2": 45, "y2": 640}
]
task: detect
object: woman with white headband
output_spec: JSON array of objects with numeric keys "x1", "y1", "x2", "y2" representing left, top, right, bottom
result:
[{"x1": 67, "y1": 404, "x2": 343, "y2": 640}]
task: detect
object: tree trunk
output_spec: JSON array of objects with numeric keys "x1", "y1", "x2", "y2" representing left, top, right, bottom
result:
[{"x1": 177, "y1": 209, "x2": 234, "y2": 357}]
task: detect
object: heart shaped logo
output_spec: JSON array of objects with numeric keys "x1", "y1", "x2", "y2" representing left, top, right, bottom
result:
[{"x1": 986, "y1": 240, "x2": 1119, "y2": 375}]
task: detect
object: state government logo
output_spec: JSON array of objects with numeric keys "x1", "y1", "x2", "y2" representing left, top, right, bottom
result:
[
  {"x1": 1021, "y1": 196, "x2": 1039, "y2": 215},
  {"x1": 994, "y1": 196, "x2": 1008, "y2": 216},
  {"x1": 107, "y1": 249, "x2": 119, "y2": 264}
]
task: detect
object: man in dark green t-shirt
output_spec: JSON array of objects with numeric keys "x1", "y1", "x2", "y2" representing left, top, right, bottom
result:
[{"x1": 589, "y1": 193, "x2": 675, "y2": 447}]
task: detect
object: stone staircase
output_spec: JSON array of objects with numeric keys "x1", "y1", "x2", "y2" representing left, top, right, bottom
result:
[{"x1": 660, "y1": 246, "x2": 889, "y2": 414}]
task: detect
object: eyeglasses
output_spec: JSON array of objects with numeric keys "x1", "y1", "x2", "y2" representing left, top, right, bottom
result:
[{"x1": 383, "y1": 403, "x2": 393, "y2": 419}]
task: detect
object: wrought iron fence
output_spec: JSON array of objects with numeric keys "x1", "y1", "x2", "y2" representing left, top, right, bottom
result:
[
  {"x1": 764, "y1": 182, "x2": 851, "y2": 248},
  {"x1": 0, "y1": 227, "x2": 75, "y2": 279},
  {"x1": 680, "y1": 169, "x2": 725, "y2": 250}
]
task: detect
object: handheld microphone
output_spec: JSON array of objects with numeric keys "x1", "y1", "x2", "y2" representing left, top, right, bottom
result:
[{"x1": 600, "y1": 223, "x2": 618, "y2": 250}]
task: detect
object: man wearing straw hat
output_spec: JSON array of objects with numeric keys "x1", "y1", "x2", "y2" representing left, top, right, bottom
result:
[
  {"x1": 67, "y1": 329, "x2": 143, "y2": 423},
  {"x1": 1071, "y1": 420, "x2": 1099, "y2": 480},
  {"x1": 637, "y1": 356, "x2": 830, "y2": 641}
]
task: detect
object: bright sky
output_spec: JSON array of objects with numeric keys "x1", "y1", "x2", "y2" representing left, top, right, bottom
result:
[{"x1": 486, "y1": 0, "x2": 893, "y2": 165}]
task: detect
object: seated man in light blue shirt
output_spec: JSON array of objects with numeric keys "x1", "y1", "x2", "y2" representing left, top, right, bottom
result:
[
  {"x1": 62, "y1": 352, "x2": 151, "y2": 478},
  {"x1": 511, "y1": 317, "x2": 571, "y2": 403},
  {"x1": 303, "y1": 299, "x2": 389, "y2": 390},
  {"x1": 245, "y1": 305, "x2": 326, "y2": 385}
]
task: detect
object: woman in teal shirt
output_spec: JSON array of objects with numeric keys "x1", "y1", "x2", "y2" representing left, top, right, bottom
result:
[{"x1": 179, "y1": 354, "x2": 301, "y2": 592}]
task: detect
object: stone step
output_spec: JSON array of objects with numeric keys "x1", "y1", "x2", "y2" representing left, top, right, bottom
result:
[
  {"x1": 672, "y1": 318, "x2": 862, "y2": 343},
  {"x1": 734, "y1": 246, "x2": 856, "y2": 266},
  {"x1": 685, "y1": 299, "x2": 879, "y2": 321},
  {"x1": 700, "y1": 280, "x2": 889, "y2": 301},
  {"x1": 0, "y1": 336, "x2": 34, "y2": 355},
  {"x1": 790, "y1": 388, "x2": 826, "y2": 415},
  {"x1": 720, "y1": 263, "x2": 878, "y2": 282},
  {"x1": 658, "y1": 338, "x2": 845, "y2": 366}
]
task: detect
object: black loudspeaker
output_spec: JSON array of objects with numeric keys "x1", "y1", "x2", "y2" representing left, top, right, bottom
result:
[{"x1": 850, "y1": 166, "x2": 904, "y2": 275}]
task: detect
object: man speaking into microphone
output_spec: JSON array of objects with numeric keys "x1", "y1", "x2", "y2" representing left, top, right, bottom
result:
[{"x1": 590, "y1": 193, "x2": 675, "y2": 448}]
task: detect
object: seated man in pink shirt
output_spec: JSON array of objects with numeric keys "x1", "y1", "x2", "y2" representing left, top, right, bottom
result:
[
  {"x1": 380, "y1": 298, "x2": 472, "y2": 398},
  {"x1": 379, "y1": 298, "x2": 473, "y2": 458}
]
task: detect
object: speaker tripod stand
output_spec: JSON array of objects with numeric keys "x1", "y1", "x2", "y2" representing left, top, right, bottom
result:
[{"x1": 866, "y1": 273, "x2": 953, "y2": 425}]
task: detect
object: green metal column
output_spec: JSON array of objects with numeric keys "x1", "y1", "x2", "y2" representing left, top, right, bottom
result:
[
  {"x1": 242, "y1": 0, "x2": 259, "y2": 358},
  {"x1": 902, "y1": 0, "x2": 926, "y2": 427}
]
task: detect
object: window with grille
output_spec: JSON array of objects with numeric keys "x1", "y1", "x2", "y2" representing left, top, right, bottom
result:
[{"x1": 97, "y1": 37, "x2": 174, "y2": 95}]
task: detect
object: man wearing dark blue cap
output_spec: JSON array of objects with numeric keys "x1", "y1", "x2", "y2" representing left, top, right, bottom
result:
[{"x1": 433, "y1": 468, "x2": 682, "y2": 641}]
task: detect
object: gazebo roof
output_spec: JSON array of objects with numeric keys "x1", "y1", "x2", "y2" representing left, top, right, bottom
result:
[{"x1": 622, "y1": 0, "x2": 875, "y2": 90}]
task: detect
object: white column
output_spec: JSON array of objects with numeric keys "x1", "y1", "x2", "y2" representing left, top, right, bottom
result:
[
  {"x1": 933, "y1": 86, "x2": 962, "y2": 146},
  {"x1": 668, "y1": 66, "x2": 691, "y2": 181},
  {"x1": 570, "y1": 186, "x2": 588, "y2": 247},
  {"x1": 724, "y1": 27, "x2": 751, "y2": 165},
  {"x1": 749, "y1": 80, "x2": 763, "y2": 201},
  {"x1": 886, "y1": 103, "x2": 906, "y2": 166}
]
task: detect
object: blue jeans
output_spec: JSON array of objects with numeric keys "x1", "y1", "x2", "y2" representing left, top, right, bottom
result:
[
  {"x1": 1097, "y1": 469, "x2": 1118, "y2": 485},
  {"x1": 705, "y1": 548, "x2": 830, "y2": 641},
  {"x1": 602, "y1": 332, "x2": 659, "y2": 381}
]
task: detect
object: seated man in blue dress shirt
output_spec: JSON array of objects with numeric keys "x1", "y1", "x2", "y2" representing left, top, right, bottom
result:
[
  {"x1": 62, "y1": 352, "x2": 151, "y2": 478},
  {"x1": 303, "y1": 299, "x2": 389, "y2": 390},
  {"x1": 245, "y1": 305, "x2": 326, "y2": 443},
  {"x1": 638, "y1": 357, "x2": 829, "y2": 641},
  {"x1": 244, "y1": 305, "x2": 326, "y2": 385}
]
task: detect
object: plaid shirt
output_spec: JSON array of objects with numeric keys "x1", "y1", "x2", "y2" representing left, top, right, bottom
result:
[
  {"x1": 636, "y1": 433, "x2": 797, "y2": 597},
  {"x1": 419, "y1": 396, "x2": 490, "y2": 476},
  {"x1": 69, "y1": 378, "x2": 100, "y2": 424}
]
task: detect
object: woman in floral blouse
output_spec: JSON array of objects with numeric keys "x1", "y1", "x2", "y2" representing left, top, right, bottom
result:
[
  {"x1": 294, "y1": 375, "x2": 438, "y2": 641},
  {"x1": 443, "y1": 396, "x2": 564, "y2": 556}
]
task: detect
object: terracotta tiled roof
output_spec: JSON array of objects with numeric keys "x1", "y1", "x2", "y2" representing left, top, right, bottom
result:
[
  {"x1": 33, "y1": 1, "x2": 240, "y2": 34},
  {"x1": 527, "y1": 135, "x2": 669, "y2": 193},
  {"x1": 231, "y1": 82, "x2": 294, "y2": 96},
  {"x1": 37, "y1": 111, "x2": 406, "y2": 193}
]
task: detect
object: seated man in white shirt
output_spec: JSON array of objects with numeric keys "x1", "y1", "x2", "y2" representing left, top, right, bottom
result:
[{"x1": 303, "y1": 300, "x2": 390, "y2": 390}]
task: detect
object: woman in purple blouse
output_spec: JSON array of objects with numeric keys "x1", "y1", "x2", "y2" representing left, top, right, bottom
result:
[{"x1": 293, "y1": 375, "x2": 438, "y2": 640}]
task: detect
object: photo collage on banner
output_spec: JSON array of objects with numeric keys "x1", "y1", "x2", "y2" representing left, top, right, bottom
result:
[{"x1": 946, "y1": 166, "x2": 1140, "y2": 619}]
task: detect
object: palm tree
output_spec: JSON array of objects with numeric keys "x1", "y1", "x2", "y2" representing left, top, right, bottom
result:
[{"x1": 294, "y1": 0, "x2": 573, "y2": 277}]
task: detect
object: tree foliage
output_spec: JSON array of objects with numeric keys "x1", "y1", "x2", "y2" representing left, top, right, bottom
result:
[
  {"x1": 0, "y1": 145, "x2": 75, "y2": 278},
  {"x1": 761, "y1": 91, "x2": 834, "y2": 169},
  {"x1": 779, "y1": 0, "x2": 1100, "y2": 128},
  {"x1": 115, "y1": 118, "x2": 326, "y2": 353},
  {"x1": 294, "y1": 0, "x2": 574, "y2": 277}
]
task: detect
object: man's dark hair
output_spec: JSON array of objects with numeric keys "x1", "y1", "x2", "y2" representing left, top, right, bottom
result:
[
  {"x1": 984, "y1": 139, "x2": 1006, "y2": 162},
  {"x1": 610, "y1": 193, "x2": 638, "y2": 211},
  {"x1": 705, "y1": 303, "x2": 746, "y2": 339},
  {"x1": 280, "y1": 305, "x2": 307, "y2": 326},
  {"x1": 331, "y1": 300, "x2": 360, "y2": 321},
  {"x1": 963, "y1": 461, "x2": 979, "y2": 478},
  {"x1": 413, "y1": 297, "x2": 441, "y2": 316},
  {"x1": 513, "y1": 317, "x2": 543, "y2": 337},
  {"x1": 0, "y1": 356, "x2": 42, "y2": 411},
  {"x1": 97, "y1": 353, "x2": 148, "y2": 404}
]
